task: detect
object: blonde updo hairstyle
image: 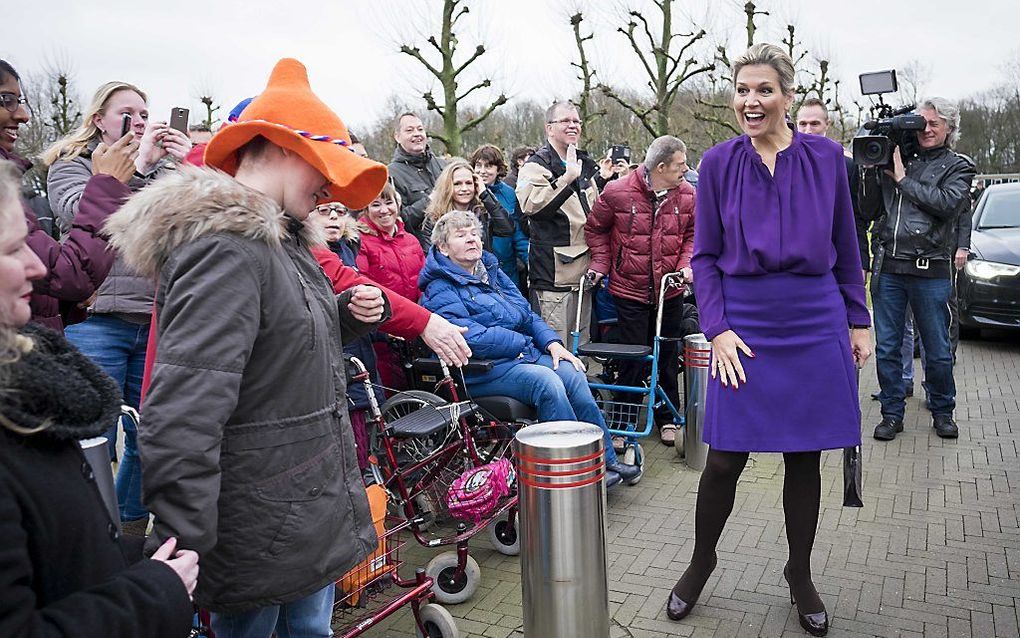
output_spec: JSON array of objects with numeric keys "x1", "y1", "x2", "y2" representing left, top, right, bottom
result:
[{"x1": 731, "y1": 43, "x2": 797, "y2": 97}]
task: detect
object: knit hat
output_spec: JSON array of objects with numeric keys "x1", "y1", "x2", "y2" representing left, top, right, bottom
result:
[{"x1": 204, "y1": 59, "x2": 387, "y2": 209}]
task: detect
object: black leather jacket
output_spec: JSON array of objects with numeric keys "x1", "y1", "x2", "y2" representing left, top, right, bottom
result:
[{"x1": 859, "y1": 145, "x2": 975, "y2": 263}]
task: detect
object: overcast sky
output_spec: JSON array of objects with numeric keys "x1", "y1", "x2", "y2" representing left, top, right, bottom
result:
[{"x1": 7, "y1": 0, "x2": 1016, "y2": 136}]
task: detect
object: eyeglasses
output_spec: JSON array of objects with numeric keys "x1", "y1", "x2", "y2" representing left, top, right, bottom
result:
[
  {"x1": 547, "y1": 118, "x2": 582, "y2": 127},
  {"x1": 315, "y1": 204, "x2": 350, "y2": 217},
  {"x1": 0, "y1": 93, "x2": 28, "y2": 113}
]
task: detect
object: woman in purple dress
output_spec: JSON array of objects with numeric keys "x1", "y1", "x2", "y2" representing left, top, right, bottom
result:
[{"x1": 666, "y1": 44, "x2": 872, "y2": 636}]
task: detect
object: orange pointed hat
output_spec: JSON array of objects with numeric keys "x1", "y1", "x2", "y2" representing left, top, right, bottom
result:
[{"x1": 204, "y1": 58, "x2": 387, "y2": 210}]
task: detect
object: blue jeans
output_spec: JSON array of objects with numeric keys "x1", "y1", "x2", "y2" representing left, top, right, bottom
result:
[
  {"x1": 469, "y1": 355, "x2": 619, "y2": 466},
  {"x1": 210, "y1": 584, "x2": 334, "y2": 638},
  {"x1": 874, "y1": 273, "x2": 955, "y2": 420},
  {"x1": 65, "y1": 313, "x2": 149, "y2": 522}
]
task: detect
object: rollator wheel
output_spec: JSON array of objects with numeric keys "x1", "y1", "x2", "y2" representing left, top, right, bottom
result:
[
  {"x1": 487, "y1": 511, "x2": 520, "y2": 556},
  {"x1": 425, "y1": 551, "x2": 481, "y2": 604},
  {"x1": 415, "y1": 602, "x2": 459, "y2": 638},
  {"x1": 675, "y1": 430, "x2": 686, "y2": 459}
]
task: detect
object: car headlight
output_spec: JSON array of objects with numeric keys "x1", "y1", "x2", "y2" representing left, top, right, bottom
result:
[{"x1": 964, "y1": 259, "x2": 1020, "y2": 280}]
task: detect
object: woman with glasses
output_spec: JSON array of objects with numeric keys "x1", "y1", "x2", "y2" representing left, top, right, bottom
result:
[
  {"x1": 309, "y1": 201, "x2": 386, "y2": 468},
  {"x1": 0, "y1": 59, "x2": 137, "y2": 334},
  {"x1": 43, "y1": 80, "x2": 192, "y2": 538}
]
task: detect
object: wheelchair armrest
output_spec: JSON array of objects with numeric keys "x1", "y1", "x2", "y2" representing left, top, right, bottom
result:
[{"x1": 412, "y1": 357, "x2": 494, "y2": 376}]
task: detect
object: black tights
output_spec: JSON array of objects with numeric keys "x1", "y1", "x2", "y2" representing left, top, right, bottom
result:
[{"x1": 672, "y1": 448, "x2": 824, "y2": 613}]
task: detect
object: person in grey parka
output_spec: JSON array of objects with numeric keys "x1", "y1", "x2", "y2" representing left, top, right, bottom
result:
[{"x1": 105, "y1": 58, "x2": 391, "y2": 637}]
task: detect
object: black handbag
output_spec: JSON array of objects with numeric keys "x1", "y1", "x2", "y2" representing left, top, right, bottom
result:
[
  {"x1": 843, "y1": 368, "x2": 864, "y2": 508},
  {"x1": 842, "y1": 445, "x2": 864, "y2": 507}
]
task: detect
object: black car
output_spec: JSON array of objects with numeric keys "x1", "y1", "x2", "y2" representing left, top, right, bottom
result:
[{"x1": 958, "y1": 182, "x2": 1020, "y2": 334}]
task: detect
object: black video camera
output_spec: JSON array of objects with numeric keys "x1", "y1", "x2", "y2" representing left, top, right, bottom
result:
[{"x1": 852, "y1": 70, "x2": 926, "y2": 167}]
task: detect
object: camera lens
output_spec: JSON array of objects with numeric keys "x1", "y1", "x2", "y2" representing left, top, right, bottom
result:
[{"x1": 865, "y1": 141, "x2": 884, "y2": 161}]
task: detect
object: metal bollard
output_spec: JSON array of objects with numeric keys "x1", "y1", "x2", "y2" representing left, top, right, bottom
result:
[
  {"x1": 682, "y1": 333, "x2": 711, "y2": 471},
  {"x1": 80, "y1": 437, "x2": 121, "y2": 531},
  {"x1": 514, "y1": 421, "x2": 609, "y2": 638}
]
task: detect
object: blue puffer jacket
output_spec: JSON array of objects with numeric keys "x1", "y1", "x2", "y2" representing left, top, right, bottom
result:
[
  {"x1": 487, "y1": 180, "x2": 529, "y2": 288},
  {"x1": 418, "y1": 248, "x2": 560, "y2": 383}
]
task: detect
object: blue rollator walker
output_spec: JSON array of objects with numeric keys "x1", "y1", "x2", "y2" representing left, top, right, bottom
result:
[{"x1": 570, "y1": 272, "x2": 688, "y2": 471}]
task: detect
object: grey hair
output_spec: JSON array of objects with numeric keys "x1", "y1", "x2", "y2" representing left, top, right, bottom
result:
[
  {"x1": 545, "y1": 100, "x2": 578, "y2": 123},
  {"x1": 919, "y1": 97, "x2": 961, "y2": 148},
  {"x1": 643, "y1": 136, "x2": 688, "y2": 171},
  {"x1": 431, "y1": 210, "x2": 483, "y2": 248},
  {"x1": 732, "y1": 43, "x2": 796, "y2": 96}
]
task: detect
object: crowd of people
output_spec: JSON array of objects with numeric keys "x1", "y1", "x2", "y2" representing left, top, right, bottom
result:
[{"x1": 0, "y1": 37, "x2": 976, "y2": 638}]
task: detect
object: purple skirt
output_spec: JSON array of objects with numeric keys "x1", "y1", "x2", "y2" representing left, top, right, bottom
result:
[{"x1": 703, "y1": 272, "x2": 862, "y2": 453}]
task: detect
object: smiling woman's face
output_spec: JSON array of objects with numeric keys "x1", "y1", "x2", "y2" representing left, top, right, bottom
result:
[
  {"x1": 732, "y1": 64, "x2": 793, "y2": 140},
  {"x1": 0, "y1": 192, "x2": 47, "y2": 328},
  {"x1": 0, "y1": 73, "x2": 30, "y2": 154}
]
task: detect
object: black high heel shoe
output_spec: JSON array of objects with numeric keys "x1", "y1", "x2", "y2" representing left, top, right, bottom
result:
[
  {"x1": 666, "y1": 554, "x2": 717, "y2": 621},
  {"x1": 783, "y1": 565, "x2": 829, "y2": 637}
]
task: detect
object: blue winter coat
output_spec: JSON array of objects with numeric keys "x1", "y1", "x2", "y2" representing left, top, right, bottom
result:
[
  {"x1": 487, "y1": 180, "x2": 529, "y2": 288},
  {"x1": 418, "y1": 248, "x2": 560, "y2": 384}
]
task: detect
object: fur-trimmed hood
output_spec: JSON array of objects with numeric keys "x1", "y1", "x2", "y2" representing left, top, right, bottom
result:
[{"x1": 105, "y1": 165, "x2": 323, "y2": 279}]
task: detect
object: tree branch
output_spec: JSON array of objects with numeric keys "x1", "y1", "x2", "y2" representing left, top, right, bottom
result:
[
  {"x1": 422, "y1": 91, "x2": 445, "y2": 118},
  {"x1": 459, "y1": 94, "x2": 508, "y2": 134},
  {"x1": 457, "y1": 79, "x2": 491, "y2": 102},
  {"x1": 454, "y1": 45, "x2": 485, "y2": 78},
  {"x1": 400, "y1": 45, "x2": 441, "y2": 79},
  {"x1": 691, "y1": 109, "x2": 740, "y2": 136},
  {"x1": 599, "y1": 84, "x2": 657, "y2": 138},
  {"x1": 618, "y1": 22, "x2": 657, "y2": 86}
]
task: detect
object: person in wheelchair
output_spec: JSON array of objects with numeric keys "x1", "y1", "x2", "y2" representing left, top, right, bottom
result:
[{"x1": 418, "y1": 210, "x2": 641, "y2": 488}]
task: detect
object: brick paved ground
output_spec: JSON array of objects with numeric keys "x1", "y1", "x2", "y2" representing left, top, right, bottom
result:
[{"x1": 348, "y1": 330, "x2": 1020, "y2": 638}]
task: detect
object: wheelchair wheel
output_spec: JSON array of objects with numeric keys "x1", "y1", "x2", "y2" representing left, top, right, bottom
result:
[
  {"x1": 374, "y1": 391, "x2": 449, "y2": 462},
  {"x1": 379, "y1": 390, "x2": 446, "y2": 421}
]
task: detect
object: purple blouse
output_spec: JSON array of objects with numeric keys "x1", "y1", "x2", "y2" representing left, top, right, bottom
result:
[{"x1": 691, "y1": 131, "x2": 870, "y2": 340}]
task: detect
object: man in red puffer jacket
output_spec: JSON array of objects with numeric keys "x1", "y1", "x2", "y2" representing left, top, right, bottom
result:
[{"x1": 585, "y1": 135, "x2": 696, "y2": 445}]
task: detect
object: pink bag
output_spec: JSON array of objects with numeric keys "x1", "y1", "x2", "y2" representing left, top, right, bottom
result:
[{"x1": 446, "y1": 458, "x2": 516, "y2": 524}]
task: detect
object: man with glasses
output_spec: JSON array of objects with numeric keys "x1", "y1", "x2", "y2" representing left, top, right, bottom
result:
[{"x1": 516, "y1": 101, "x2": 599, "y2": 344}]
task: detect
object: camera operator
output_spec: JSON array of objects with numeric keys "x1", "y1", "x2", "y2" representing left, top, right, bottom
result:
[{"x1": 860, "y1": 97, "x2": 975, "y2": 441}]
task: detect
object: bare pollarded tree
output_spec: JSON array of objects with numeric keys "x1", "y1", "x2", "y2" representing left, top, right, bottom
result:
[
  {"x1": 569, "y1": 11, "x2": 605, "y2": 148},
  {"x1": 397, "y1": 0, "x2": 507, "y2": 156},
  {"x1": 598, "y1": 0, "x2": 715, "y2": 138}
]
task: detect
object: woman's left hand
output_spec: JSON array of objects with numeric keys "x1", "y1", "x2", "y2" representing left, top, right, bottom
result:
[
  {"x1": 851, "y1": 328, "x2": 872, "y2": 368},
  {"x1": 160, "y1": 127, "x2": 193, "y2": 162},
  {"x1": 548, "y1": 342, "x2": 585, "y2": 372},
  {"x1": 135, "y1": 120, "x2": 169, "y2": 172},
  {"x1": 473, "y1": 172, "x2": 487, "y2": 196}
]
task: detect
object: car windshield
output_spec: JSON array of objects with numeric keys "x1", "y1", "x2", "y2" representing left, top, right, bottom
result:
[{"x1": 978, "y1": 189, "x2": 1020, "y2": 229}]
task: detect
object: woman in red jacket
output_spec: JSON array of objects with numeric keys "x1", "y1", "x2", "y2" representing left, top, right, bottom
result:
[
  {"x1": 356, "y1": 181, "x2": 426, "y2": 392},
  {"x1": 356, "y1": 181, "x2": 425, "y2": 303}
]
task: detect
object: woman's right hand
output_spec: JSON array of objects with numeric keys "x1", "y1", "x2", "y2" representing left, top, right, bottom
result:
[
  {"x1": 151, "y1": 537, "x2": 199, "y2": 598},
  {"x1": 91, "y1": 133, "x2": 139, "y2": 183},
  {"x1": 710, "y1": 330, "x2": 754, "y2": 389}
]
